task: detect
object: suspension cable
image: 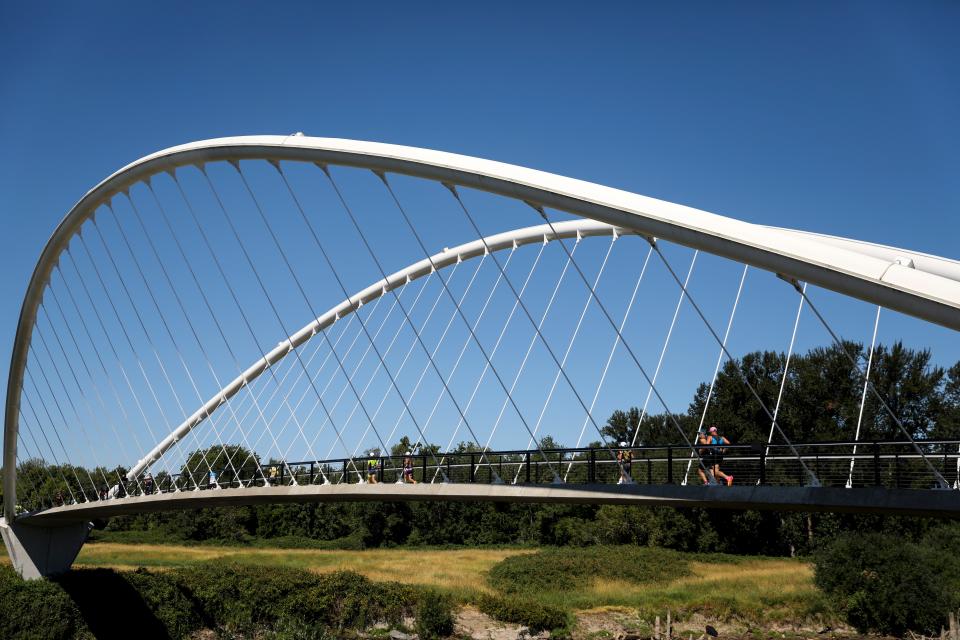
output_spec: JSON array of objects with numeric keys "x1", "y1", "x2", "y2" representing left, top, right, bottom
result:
[
  {"x1": 436, "y1": 247, "x2": 544, "y2": 483},
  {"x1": 765, "y1": 283, "x2": 806, "y2": 460},
  {"x1": 380, "y1": 176, "x2": 572, "y2": 480},
  {"x1": 85, "y1": 218, "x2": 223, "y2": 489},
  {"x1": 510, "y1": 235, "x2": 618, "y2": 475},
  {"x1": 372, "y1": 259, "x2": 484, "y2": 461},
  {"x1": 565, "y1": 243, "x2": 655, "y2": 482},
  {"x1": 122, "y1": 192, "x2": 281, "y2": 485},
  {"x1": 295, "y1": 280, "x2": 420, "y2": 474},
  {"x1": 340, "y1": 266, "x2": 459, "y2": 464},
  {"x1": 652, "y1": 245, "x2": 819, "y2": 486},
  {"x1": 29, "y1": 316, "x2": 106, "y2": 497},
  {"x1": 42, "y1": 284, "x2": 139, "y2": 493},
  {"x1": 106, "y1": 203, "x2": 245, "y2": 485},
  {"x1": 794, "y1": 282, "x2": 949, "y2": 488},
  {"x1": 152, "y1": 177, "x2": 327, "y2": 484},
  {"x1": 684, "y1": 264, "x2": 748, "y2": 485},
  {"x1": 631, "y1": 250, "x2": 698, "y2": 447},
  {"x1": 182, "y1": 168, "x2": 353, "y2": 482},
  {"x1": 848, "y1": 305, "x2": 881, "y2": 488},
  {"x1": 497, "y1": 200, "x2": 707, "y2": 477}
]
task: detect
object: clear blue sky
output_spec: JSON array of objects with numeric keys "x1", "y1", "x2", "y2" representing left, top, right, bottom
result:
[{"x1": 2, "y1": 2, "x2": 959, "y2": 468}]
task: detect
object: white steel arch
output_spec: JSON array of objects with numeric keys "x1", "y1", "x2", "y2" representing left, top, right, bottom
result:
[
  {"x1": 6, "y1": 134, "x2": 960, "y2": 521},
  {"x1": 127, "y1": 219, "x2": 632, "y2": 479}
]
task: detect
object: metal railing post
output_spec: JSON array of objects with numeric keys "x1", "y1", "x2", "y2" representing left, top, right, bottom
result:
[
  {"x1": 279, "y1": 465, "x2": 285, "y2": 486},
  {"x1": 526, "y1": 452, "x2": 531, "y2": 483},
  {"x1": 589, "y1": 448, "x2": 596, "y2": 483},
  {"x1": 759, "y1": 446, "x2": 766, "y2": 485},
  {"x1": 667, "y1": 446, "x2": 673, "y2": 484},
  {"x1": 470, "y1": 453, "x2": 475, "y2": 483},
  {"x1": 422, "y1": 453, "x2": 427, "y2": 483},
  {"x1": 873, "y1": 442, "x2": 881, "y2": 486},
  {"x1": 378, "y1": 457, "x2": 384, "y2": 483}
]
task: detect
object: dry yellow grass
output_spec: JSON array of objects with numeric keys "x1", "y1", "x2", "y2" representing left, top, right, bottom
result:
[
  {"x1": 75, "y1": 543, "x2": 532, "y2": 595},
  {"x1": 575, "y1": 559, "x2": 820, "y2": 621}
]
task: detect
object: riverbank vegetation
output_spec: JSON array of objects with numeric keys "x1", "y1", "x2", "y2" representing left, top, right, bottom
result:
[{"x1": 3, "y1": 545, "x2": 825, "y2": 639}]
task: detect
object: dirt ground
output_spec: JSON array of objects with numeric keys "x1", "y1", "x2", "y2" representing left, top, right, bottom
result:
[{"x1": 455, "y1": 607, "x2": 865, "y2": 640}]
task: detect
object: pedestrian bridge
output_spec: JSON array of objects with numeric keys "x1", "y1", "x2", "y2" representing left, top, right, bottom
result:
[
  {"x1": 3, "y1": 135, "x2": 960, "y2": 577},
  {"x1": 21, "y1": 442, "x2": 960, "y2": 529}
]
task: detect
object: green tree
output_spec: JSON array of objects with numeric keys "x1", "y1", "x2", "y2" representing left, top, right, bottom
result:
[
  {"x1": 814, "y1": 532, "x2": 957, "y2": 634},
  {"x1": 179, "y1": 444, "x2": 262, "y2": 488}
]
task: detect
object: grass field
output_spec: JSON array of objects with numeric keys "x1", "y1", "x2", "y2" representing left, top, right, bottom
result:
[
  {"x1": 65, "y1": 542, "x2": 826, "y2": 623},
  {"x1": 74, "y1": 543, "x2": 529, "y2": 599}
]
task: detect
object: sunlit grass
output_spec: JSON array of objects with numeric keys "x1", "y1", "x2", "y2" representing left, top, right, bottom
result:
[
  {"x1": 68, "y1": 543, "x2": 827, "y2": 623},
  {"x1": 76, "y1": 543, "x2": 531, "y2": 599},
  {"x1": 565, "y1": 560, "x2": 826, "y2": 622}
]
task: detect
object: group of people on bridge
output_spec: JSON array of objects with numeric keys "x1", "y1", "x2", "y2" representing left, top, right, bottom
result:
[
  {"x1": 616, "y1": 425, "x2": 734, "y2": 486},
  {"x1": 365, "y1": 449, "x2": 419, "y2": 485}
]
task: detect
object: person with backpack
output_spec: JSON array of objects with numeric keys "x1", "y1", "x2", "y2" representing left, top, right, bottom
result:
[
  {"x1": 697, "y1": 430, "x2": 713, "y2": 485},
  {"x1": 705, "y1": 425, "x2": 733, "y2": 486}
]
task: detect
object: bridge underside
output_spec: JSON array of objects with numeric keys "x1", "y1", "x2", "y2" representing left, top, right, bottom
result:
[{"x1": 20, "y1": 483, "x2": 960, "y2": 525}]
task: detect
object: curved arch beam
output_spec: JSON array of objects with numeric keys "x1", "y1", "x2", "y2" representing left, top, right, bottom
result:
[
  {"x1": 6, "y1": 134, "x2": 960, "y2": 520},
  {"x1": 125, "y1": 219, "x2": 630, "y2": 479}
]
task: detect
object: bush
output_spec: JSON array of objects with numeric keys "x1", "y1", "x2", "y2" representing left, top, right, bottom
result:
[
  {"x1": 813, "y1": 532, "x2": 957, "y2": 635},
  {"x1": 477, "y1": 592, "x2": 569, "y2": 634},
  {"x1": 254, "y1": 533, "x2": 366, "y2": 550},
  {"x1": 487, "y1": 545, "x2": 690, "y2": 594},
  {"x1": 53, "y1": 568, "x2": 199, "y2": 639},
  {"x1": 0, "y1": 562, "x2": 422, "y2": 638},
  {"x1": 279, "y1": 570, "x2": 417, "y2": 631},
  {"x1": 416, "y1": 589, "x2": 455, "y2": 639},
  {"x1": 0, "y1": 565, "x2": 88, "y2": 640}
]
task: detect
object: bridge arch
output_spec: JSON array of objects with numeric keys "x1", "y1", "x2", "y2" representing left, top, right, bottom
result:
[
  {"x1": 5, "y1": 135, "x2": 960, "y2": 527},
  {"x1": 127, "y1": 218, "x2": 634, "y2": 479}
]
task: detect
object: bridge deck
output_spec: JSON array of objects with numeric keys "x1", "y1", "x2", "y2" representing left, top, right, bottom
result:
[{"x1": 20, "y1": 482, "x2": 960, "y2": 525}]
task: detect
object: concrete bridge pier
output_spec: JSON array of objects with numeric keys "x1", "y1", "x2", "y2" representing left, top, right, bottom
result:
[{"x1": 0, "y1": 517, "x2": 92, "y2": 579}]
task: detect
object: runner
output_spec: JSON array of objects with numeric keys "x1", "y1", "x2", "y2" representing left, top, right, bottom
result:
[
  {"x1": 403, "y1": 450, "x2": 418, "y2": 484},
  {"x1": 367, "y1": 449, "x2": 380, "y2": 484},
  {"x1": 706, "y1": 426, "x2": 734, "y2": 486},
  {"x1": 617, "y1": 441, "x2": 633, "y2": 484}
]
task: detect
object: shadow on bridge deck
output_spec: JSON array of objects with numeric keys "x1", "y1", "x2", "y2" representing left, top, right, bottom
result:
[{"x1": 19, "y1": 482, "x2": 960, "y2": 525}]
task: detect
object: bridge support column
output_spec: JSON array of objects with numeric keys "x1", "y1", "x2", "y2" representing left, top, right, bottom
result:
[{"x1": 0, "y1": 517, "x2": 92, "y2": 580}]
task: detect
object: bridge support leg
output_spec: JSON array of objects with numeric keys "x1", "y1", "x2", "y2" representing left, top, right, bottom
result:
[{"x1": 0, "y1": 517, "x2": 92, "y2": 580}]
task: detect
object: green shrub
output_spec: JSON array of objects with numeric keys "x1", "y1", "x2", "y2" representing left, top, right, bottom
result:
[
  {"x1": 124, "y1": 568, "x2": 201, "y2": 637},
  {"x1": 813, "y1": 532, "x2": 957, "y2": 635},
  {"x1": 173, "y1": 562, "x2": 316, "y2": 631},
  {"x1": 253, "y1": 533, "x2": 365, "y2": 550},
  {"x1": 279, "y1": 570, "x2": 416, "y2": 631},
  {"x1": 0, "y1": 566, "x2": 88, "y2": 640},
  {"x1": 487, "y1": 545, "x2": 690, "y2": 594},
  {"x1": 0, "y1": 562, "x2": 420, "y2": 639},
  {"x1": 477, "y1": 592, "x2": 569, "y2": 633},
  {"x1": 416, "y1": 589, "x2": 455, "y2": 639}
]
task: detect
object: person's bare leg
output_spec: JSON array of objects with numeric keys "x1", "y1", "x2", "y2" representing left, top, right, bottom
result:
[{"x1": 713, "y1": 466, "x2": 732, "y2": 485}]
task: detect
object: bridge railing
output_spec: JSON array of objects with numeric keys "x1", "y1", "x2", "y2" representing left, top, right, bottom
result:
[
  {"x1": 23, "y1": 440, "x2": 959, "y2": 510},
  {"x1": 99, "y1": 439, "x2": 960, "y2": 499}
]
